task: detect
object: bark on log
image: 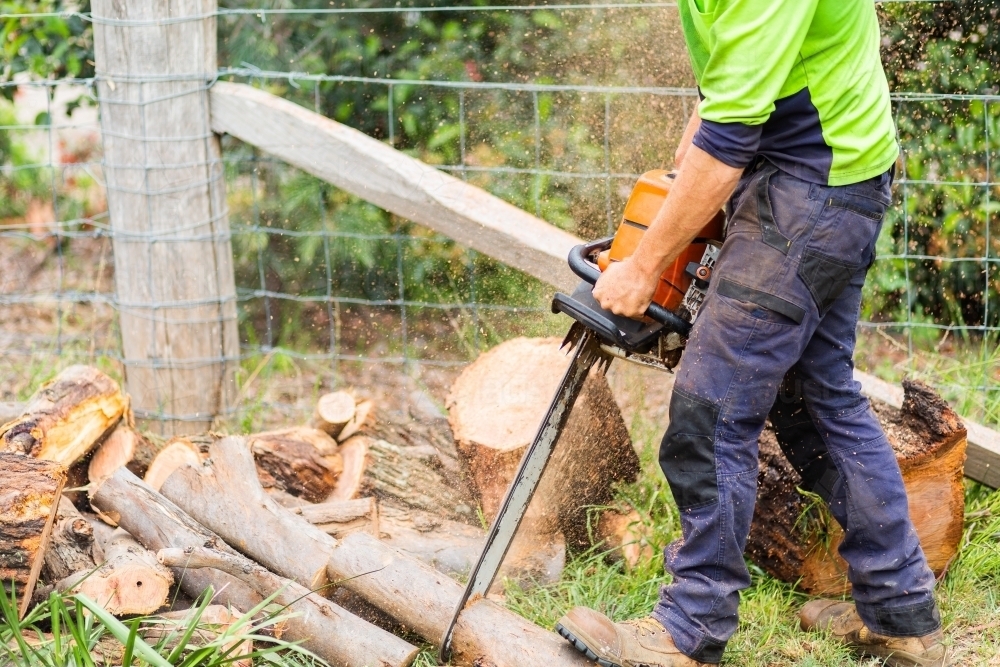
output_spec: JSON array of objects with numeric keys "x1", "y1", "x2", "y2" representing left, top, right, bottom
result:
[
  {"x1": 159, "y1": 438, "x2": 591, "y2": 667},
  {"x1": 336, "y1": 399, "x2": 373, "y2": 443},
  {"x1": 290, "y1": 498, "x2": 379, "y2": 538},
  {"x1": 158, "y1": 547, "x2": 418, "y2": 667},
  {"x1": 747, "y1": 379, "x2": 968, "y2": 596},
  {"x1": 58, "y1": 526, "x2": 173, "y2": 615},
  {"x1": 448, "y1": 337, "x2": 639, "y2": 545},
  {"x1": 311, "y1": 391, "x2": 356, "y2": 439},
  {"x1": 88, "y1": 425, "x2": 159, "y2": 486},
  {"x1": 249, "y1": 428, "x2": 342, "y2": 502},
  {"x1": 144, "y1": 439, "x2": 202, "y2": 492},
  {"x1": 90, "y1": 468, "x2": 263, "y2": 615},
  {"x1": 0, "y1": 452, "x2": 66, "y2": 618},
  {"x1": 0, "y1": 366, "x2": 127, "y2": 466},
  {"x1": 328, "y1": 436, "x2": 368, "y2": 502},
  {"x1": 42, "y1": 497, "x2": 96, "y2": 584}
]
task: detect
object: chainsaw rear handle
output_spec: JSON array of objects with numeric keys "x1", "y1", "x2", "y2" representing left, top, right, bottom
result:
[{"x1": 568, "y1": 237, "x2": 692, "y2": 336}]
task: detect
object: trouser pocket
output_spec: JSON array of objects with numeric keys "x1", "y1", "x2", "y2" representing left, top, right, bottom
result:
[{"x1": 797, "y1": 249, "x2": 860, "y2": 316}]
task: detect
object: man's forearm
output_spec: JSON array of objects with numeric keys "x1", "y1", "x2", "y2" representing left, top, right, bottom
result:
[
  {"x1": 674, "y1": 101, "x2": 702, "y2": 167},
  {"x1": 631, "y1": 145, "x2": 743, "y2": 280}
]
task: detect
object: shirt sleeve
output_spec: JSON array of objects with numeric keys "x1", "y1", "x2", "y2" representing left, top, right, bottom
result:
[{"x1": 692, "y1": 0, "x2": 820, "y2": 168}]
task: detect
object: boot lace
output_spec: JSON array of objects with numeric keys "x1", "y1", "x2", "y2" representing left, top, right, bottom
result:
[{"x1": 623, "y1": 617, "x2": 665, "y2": 638}]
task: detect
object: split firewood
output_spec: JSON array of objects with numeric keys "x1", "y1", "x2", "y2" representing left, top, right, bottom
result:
[
  {"x1": 90, "y1": 467, "x2": 264, "y2": 616},
  {"x1": 249, "y1": 428, "x2": 342, "y2": 502},
  {"x1": 0, "y1": 452, "x2": 67, "y2": 618},
  {"x1": 142, "y1": 606, "x2": 253, "y2": 667},
  {"x1": 595, "y1": 506, "x2": 655, "y2": 570},
  {"x1": 290, "y1": 497, "x2": 379, "y2": 538},
  {"x1": 143, "y1": 438, "x2": 202, "y2": 492},
  {"x1": 310, "y1": 391, "x2": 356, "y2": 439},
  {"x1": 448, "y1": 336, "x2": 640, "y2": 546},
  {"x1": 58, "y1": 525, "x2": 173, "y2": 615},
  {"x1": 336, "y1": 399, "x2": 373, "y2": 442},
  {"x1": 0, "y1": 366, "x2": 128, "y2": 466},
  {"x1": 42, "y1": 497, "x2": 96, "y2": 583},
  {"x1": 159, "y1": 546, "x2": 419, "y2": 667},
  {"x1": 747, "y1": 379, "x2": 968, "y2": 596},
  {"x1": 88, "y1": 425, "x2": 159, "y2": 486},
  {"x1": 326, "y1": 435, "x2": 368, "y2": 502},
  {"x1": 159, "y1": 437, "x2": 591, "y2": 667}
]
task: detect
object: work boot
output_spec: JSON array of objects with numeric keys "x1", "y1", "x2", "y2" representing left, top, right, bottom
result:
[
  {"x1": 555, "y1": 607, "x2": 714, "y2": 667},
  {"x1": 799, "y1": 600, "x2": 951, "y2": 667}
]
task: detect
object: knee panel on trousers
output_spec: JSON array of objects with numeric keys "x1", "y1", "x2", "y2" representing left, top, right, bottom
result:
[{"x1": 660, "y1": 389, "x2": 720, "y2": 510}]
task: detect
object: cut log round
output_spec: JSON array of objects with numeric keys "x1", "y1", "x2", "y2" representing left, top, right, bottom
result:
[
  {"x1": 42, "y1": 497, "x2": 96, "y2": 584},
  {"x1": 0, "y1": 366, "x2": 128, "y2": 466},
  {"x1": 327, "y1": 435, "x2": 368, "y2": 502},
  {"x1": 747, "y1": 379, "x2": 968, "y2": 596},
  {"x1": 249, "y1": 428, "x2": 343, "y2": 502},
  {"x1": 88, "y1": 425, "x2": 159, "y2": 486},
  {"x1": 159, "y1": 547, "x2": 418, "y2": 667},
  {"x1": 58, "y1": 526, "x2": 173, "y2": 615},
  {"x1": 311, "y1": 391, "x2": 356, "y2": 439},
  {"x1": 143, "y1": 439, "x2": 202, "y2": 492},
  {"x1": 90, "y1": 467, "x2": 263, "y2": 615},
  {"x1": 447, "y1": 337, "x2": 639, "y2": 544},
  {"x1": 159, "y1": 438, "x2": 590, "y2": 667},
  {"x1": 0, "y1": 452, "x2": 67, "y2": 618},
  {"x1": 336, "y1": 399, "x2": 373, "y2": 443}
]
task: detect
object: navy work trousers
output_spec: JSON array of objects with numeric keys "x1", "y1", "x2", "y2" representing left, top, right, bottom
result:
[{"x1": 651, "y1": 161, "x2": 941, "y2": 664}]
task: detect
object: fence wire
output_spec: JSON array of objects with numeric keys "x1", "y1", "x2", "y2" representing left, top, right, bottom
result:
[{"x1": 0, "y1": 1, "x2": 996, "y2": 426}]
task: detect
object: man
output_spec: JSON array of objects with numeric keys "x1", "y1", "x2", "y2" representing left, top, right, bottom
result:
[{"x1": 554, "y1": 1, "x2": 950, "y2": 666}]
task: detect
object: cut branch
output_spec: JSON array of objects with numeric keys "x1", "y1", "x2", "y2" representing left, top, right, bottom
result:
[{"x1": 310, "y1": 391, "x2": 355, "y2": 439}]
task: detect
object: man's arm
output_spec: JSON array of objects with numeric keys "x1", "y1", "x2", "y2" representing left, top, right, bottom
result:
[
  {"x1": 591, "y1": 145, "x2": 742, "y2": 319},
  {"x1": 674, "y1": 101, "x2": 701, "y2": 168}
]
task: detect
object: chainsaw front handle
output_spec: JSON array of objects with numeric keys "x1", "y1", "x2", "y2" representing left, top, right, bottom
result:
[{"x1": 568, "y1": 237, "x2": 692, "y2": 336}]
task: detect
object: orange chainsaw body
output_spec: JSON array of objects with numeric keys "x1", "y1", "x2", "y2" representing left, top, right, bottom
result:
[{"x1": 597, "y1": 170, "x2": 725, "y2": 311}]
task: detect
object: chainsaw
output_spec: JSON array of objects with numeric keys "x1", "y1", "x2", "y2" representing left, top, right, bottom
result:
[{"x1": 440, "y1": 170, "x2": 725, "y2": 661}]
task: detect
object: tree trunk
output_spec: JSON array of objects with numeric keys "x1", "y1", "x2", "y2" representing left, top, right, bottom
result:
[
  {"x1": 88, "y1": 425, "x2": 160, "y2": 486},
  {"x1": 58, "y1": 526, "x2": 173, "y2": 615},
  {"x1": 42, "y1": 497, "x2": 96, "y2": 584},
  {"x1": 0, "y1": 452, "x2": 67, "y2": 618},
  {"x1": 447, "y1": 337, "x2": 639, "y2": 546},
  {"x1": 89, "y1": 467, "x2": 263, "y2": 615},
  {"x1": 0, "y1": 366, "x2": 127, "y2": 466},
  {"x1": 158, "y1": 547, "x2": 418, "y2": 667},
  {"x1": 144, "y1": 439, "x2": 203, "y2": 492},
  {"x1": 249, "y1": 428, "x2": 342, "y2": 502},
  {"x1": 159, "y1": 437, "x2": 592, "y2": 667},
  {"x1": 311, "y1": 391, "x2": 356, "y2": 439},
  {"x1": 747, "y1": 379, "x2": 968, "y2": 596}
]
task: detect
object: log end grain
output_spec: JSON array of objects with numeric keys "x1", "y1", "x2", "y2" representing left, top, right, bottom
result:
[
  {"x1": 311, "y1": 391, "x2": 356, "y2": 439},
  {"x1": 144, "y1": 439, "x2": 203, "y2": 492}
]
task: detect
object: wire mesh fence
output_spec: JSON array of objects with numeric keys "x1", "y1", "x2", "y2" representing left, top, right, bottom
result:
[{"x1": 0, "y1": 1, "x2": 997, "y2": 425}]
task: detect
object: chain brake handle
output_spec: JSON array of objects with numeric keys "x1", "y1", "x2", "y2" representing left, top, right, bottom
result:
[{"x1": 568, "y1": 237, "x2": 692, "y2": 336}]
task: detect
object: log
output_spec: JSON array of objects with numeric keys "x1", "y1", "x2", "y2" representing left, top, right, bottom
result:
[
  {"x1": 448, "y1": 337, "x2": 640, "y2": 545},
  {"x1": 42, "y1": 497, "x2": 96, "y2": 583},
  {"x1": 88, "y1": 425, "x2": 159, "y2": 485},
  {"x1": 159, "y1": 437, "x2": 591, "y2": 667},
  {"x1": 249, "y1": 428, "x2": 343, "y2": 502},
  {"x1": 0, "y1": 452, "x2": 67, "y2": 618},
  {"x1": 290, "y1": 498, "x2": 379, "y2": 538},
  {"x1": 58, "y1": 526, "x2": 173, "y2": 615},
  {"x1": 327, "y1": 436, "x2": 368, "y2": 502},
  {"x1": 747, "y1": 379, "x2": 968, "y2": 596},
  {"x1": 158, "y1": 547, "x2": 419, "y2": 667},
  {"x1": 0, "y1": 366, "x2": 127, "y2": 466},
  {"x1": 142, "y1": 605, "x2": 252, "y2": 667},
  {"x1": 144, "y1": 439, "x2": 202, "y2": 492},
  {"x1": 90, "y1": 467, "x2": 263, "y2": 616},
  {"x1": 311, "y1": 391, "x2": 356, "y2": 439},
  {"x1": 209, "y1": 81, "x2": 580, "y2": 291},
  {"x1": 337, "y1": 399, "x2": 374, "y2": 443}
]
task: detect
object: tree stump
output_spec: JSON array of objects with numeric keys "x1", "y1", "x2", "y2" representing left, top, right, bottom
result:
[
  {"x1": 746, "y1": 379, "x2": 967, "y2": 596},
  {"x1": 0, "y1": 366, "x2": 127, "y2": 466},
  {"x1": 0, "y1": 452, "x2": 67, "y2": 617},
  {"x1": 447, "y1": 337, "x2": 639, "y2": 545}
]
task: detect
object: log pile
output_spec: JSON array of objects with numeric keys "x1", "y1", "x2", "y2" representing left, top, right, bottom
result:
[{"x1": 0, "y1": 345, "x2": 973, "y2": 666}]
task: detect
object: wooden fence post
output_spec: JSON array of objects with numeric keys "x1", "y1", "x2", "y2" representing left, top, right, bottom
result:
[{"x1": 92, "y1": 0, "x2": 238, "y2": 434}]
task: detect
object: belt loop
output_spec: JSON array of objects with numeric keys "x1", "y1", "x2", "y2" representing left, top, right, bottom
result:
[{"x1": 755, "y1": 165, "x2": 792, "y2": 255}]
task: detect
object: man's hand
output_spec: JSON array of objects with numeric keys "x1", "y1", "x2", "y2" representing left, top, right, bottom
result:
[{"x1": 593, "y1": 257, "x2": 659, "y2": 319}]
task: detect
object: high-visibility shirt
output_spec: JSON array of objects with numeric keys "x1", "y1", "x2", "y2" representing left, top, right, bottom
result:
[{"x1": 679, "y1": 0, "x2": 898, "y2": 186}]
